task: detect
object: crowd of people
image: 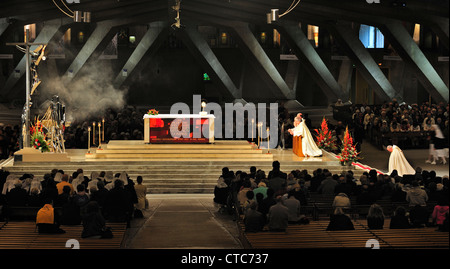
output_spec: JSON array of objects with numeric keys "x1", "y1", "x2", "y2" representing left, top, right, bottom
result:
[
  {"x1": 0, "y1": 167, "x2": 148, "y2": 237},
  {"x1": 214, "y1": 161, "x2": 449, "y2": 233},
  {"x1": 0, "y1": 123, "x2": 20, "y2": 160},
  {"x1": 334, "y1": 99, "x2": 449, "y2": 151}
]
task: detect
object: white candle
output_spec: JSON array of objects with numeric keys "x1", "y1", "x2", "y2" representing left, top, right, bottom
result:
[
  {"x1": 87, "y1": 127, "x2": 91, "y2": 153},
  {"x1": 92, "y1": 122, "x2": 96, "y2": 145}
]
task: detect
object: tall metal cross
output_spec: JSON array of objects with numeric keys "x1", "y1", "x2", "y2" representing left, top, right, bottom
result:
[{"x1": 6, "y1": 29, "x2": 47, "y2": 148}]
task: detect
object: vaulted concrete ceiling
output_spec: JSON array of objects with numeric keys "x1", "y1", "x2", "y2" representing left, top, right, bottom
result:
[{"x1": 0, "y1": 0, "x2": 448, "y2": 103}]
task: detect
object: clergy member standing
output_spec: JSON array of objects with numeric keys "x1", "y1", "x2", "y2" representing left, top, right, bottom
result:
[{"x1": 289, "y1": 113, "x2": 322, "y2": 157}]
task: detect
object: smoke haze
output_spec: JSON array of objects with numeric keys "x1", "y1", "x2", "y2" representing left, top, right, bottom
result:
[{"x1": 38, "y1": 61, "x2": 127, "y2": 123}]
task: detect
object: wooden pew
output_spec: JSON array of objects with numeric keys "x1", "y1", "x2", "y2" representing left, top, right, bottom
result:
[
  {"x1": 356, "y1": 219, "x2": 449, "y2": 249},
  {"x1": 0, "y1": 221, "x2": 127, "y2": 249},
  {"x1": 238, "y1": 219, "x2": 388, "y2": 249}
]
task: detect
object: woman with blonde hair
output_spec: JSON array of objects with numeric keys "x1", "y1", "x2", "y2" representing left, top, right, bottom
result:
[{"x1": 367, "y1": 204, "x2": 385, "y2": 229}]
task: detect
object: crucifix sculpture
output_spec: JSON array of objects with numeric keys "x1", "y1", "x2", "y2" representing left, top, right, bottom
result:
[{"x1": 6, "y1": 28, "x2": 47, "y2": 148}]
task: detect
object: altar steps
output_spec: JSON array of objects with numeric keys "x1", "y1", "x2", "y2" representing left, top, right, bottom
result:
[
  {"x1": 5, "y1": 160, "x2": 364, "y2": 194},
  {"x1": 84, "y1": 140, "x2": 274, "y2": 162},
  {"x1": 1, "y1": 140, "x2": 369, "y2": 194}
]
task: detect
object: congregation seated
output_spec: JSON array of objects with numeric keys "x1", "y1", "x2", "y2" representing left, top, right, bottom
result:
[{"x1": 0, "y1": 167, "x2": 145, "y2": 226}]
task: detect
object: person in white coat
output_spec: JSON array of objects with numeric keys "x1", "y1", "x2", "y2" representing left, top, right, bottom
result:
[
  {"x1": 289, "y1": 113, "x2": 322, "y2": 157},
  {"x1": 387, "y1": 145, "x2": 415, "y2": 177}
]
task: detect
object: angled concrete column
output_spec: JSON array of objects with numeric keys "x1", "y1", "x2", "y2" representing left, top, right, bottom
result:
[
  {"x1": 2, "y1": 19, "x2": 64, "y2": 98},
  {"x1": 328, "y1": 22, "x2": 397, "y2": 102},
  {"x1": 380, "y1": 21, "x2": 449, "y2": 103},
  {"x1": 430, "y1": 17, "x2": 449, "y2": 49},
  {"x1": 224, "y1": 22, "x2": 296, "y2": 101},
  {"x1": 278, "y1": 22, "x2": 342, "y2": 102},
  {"x1": 176, "y1": 25, "x2": 241, "y2": 99},
  {"x1": 64, "y1": 19, "x2": 127, "y2": 81},
  {"x1": 0, "y1": 21, "x2": 8, "y2": 37},
  {"x1": 114, "y1": 21, "x2": 168, "y2": 88},
  {"x1": 337, "y1": 59, "x2": 353, "y2": 99}
]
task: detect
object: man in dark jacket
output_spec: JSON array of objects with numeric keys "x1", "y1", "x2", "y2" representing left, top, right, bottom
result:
[
  {"x1": 6, "y1": 181, "x2": 28, "y2": 206},
  {"x1": 104, "y1": 179, "x2": 133, "y2": 223}
]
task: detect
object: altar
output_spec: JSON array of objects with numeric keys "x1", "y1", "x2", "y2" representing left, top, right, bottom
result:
[{"x1": 143, "y1": 114, "x2": 215, "y2": 144}]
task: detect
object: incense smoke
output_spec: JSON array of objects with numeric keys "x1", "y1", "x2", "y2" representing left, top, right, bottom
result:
[{"x1": 38, "y1": 61, "x2": 127, "y2": 123}]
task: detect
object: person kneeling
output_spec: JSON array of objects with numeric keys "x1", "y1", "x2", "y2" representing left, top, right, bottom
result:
[{"x1": 36, "y1": 199, "x2": 65, "y2": 234}]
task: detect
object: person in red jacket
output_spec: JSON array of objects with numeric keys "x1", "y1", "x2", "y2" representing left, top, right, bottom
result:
[{"x1": 432, "y1": 197, "x2": 449, "y2": 231}]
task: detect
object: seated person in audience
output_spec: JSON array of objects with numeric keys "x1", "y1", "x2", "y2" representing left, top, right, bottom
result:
[
  {"x1": 36, "y1": 199, "x2": 65, "y2": 234},
  {"x1": 284, "y1": 190, "x2": 302, "y2": 224},
  {"x1": 252, "y1": 182, "x2": 268, "y2": 200},
  {"x1": 73, "y1": 184, "x2": 90, "y2": 217},
  {"x1": 54, "y1": 185, "x2": 72, "y2": 207},
  {"x1": 409, "y1": 204, "x2": 430, "y2": 227},
  {"x1": 104, "y1": 179, "x2": 133, "y2": 223},
  {"x1": 290, "y1": 183, "x2": 308, "y2": 206},
  {"x1": 244, "y1": 202, "x2": 265, "y2": 233},
  {"x1": 267, "y1": 195, "x2": 289, "y2": 232},
  {"x1": 317, "y1": 174, "x2": 338, "y2": 196},
  {"x1": 356, "y1": 184, "x2": 376, "y2": 205},
  {"x1": 326, "y1": 207, "x2": 355, "y2": 231},
  {"x1": 241, "y1": 191, "x2": 256, "y2": 215},
  {"x1": 28, "y1": 187, "x2": 43, "y2": 207},
  {"x1": 90, "y1": 181, "x2": 109, "y2": 211},
  {"x1": 134, "y1": 176, "x2": 147, "y2": 213},
  {"x1": 81, "y1": 201, "x2": 112, "y2": 238},
  {"x1": 213, "y1": 176, "x2": 229, "y2": 207},
  {"x1": 406, "y1": 180, "x2": 428, "y2": 207},
  {"x1": 389, "y1": 206, "x2": 412, "y2": 229},
  {"x1": 6, "y1": 180, "x2": 28, "y2": 206},
  {"x1": 258, "y1": 188, "x2": 276, "y2": 217},
  {"x1": 237, "y1": 180, "x2": 252, "y2": 208},
  {"x1": 332, "y1": 192, "x2": 351, "y2": 210},
  {"x1": 431, "y1": 197, "x2": 449, "y2": 231},
  {"x1": 367, "y1": 204, "x2": 385, "y2": 229}
]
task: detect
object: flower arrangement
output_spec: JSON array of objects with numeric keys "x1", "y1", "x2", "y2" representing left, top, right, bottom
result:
[
  {"x1": 147, "y1": 108, "x2": 159, "y2": 115},
  {"x1": 30, "y1": 120, "x2": 50, "y2": 152},
  {"x1": 315, "y1": 117, "x2": 338, "y2": 152},
  {"x1": 338, "y1": 126, "x2": 360, "y2": 166}
]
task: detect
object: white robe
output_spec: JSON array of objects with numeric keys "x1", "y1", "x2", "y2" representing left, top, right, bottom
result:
[
  {"x1": 388, "y1": 145, "x2": 415, "y2": 177},
  {"x1": 293, "y1": 120, "x2": 322, "y2": 157}
]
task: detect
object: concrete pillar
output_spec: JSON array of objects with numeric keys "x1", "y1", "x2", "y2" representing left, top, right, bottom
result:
[
  {"x1": 64, "y1": 19, "x2": 128, "y2": 81},
  {"x1": 328, "y1": 22, "x2": 397, "y2": 102},
  {"x1": 176, "y1": 25, "x2": 241, "y2": 99},
  {"x1": 380, "y1": 21, "x2": 449, "y2": 103},
  {"x1": 114, "y1": 21, "x2": 168, "y2": 88},
  {"x1": 278, "y1": 22, "x2": 343, "y2": 102},
  {"x1": 225, "y1": 21, "x2": 296, "y2": 101}
]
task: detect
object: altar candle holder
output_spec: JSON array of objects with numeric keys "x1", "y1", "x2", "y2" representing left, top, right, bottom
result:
[
  {"x1": 251, "y1": 118, "x2": 254, "y2": 143},
  {"x1": 98, "y1": 122, "x2": 102, "y2": 149},
  {"x1": 267, "y1": 127, "x2": 270, "y2": 154},
  {"x1": 87, "y1": 127, "x2": 91, "y2": 154},
  {"x1": 258, "y1": 122, "x2": 262, "y2": 149},
  {"x1": 92, "y1": 122, "x2": 96, "y2": 145},
  {"x1": 102, "y1": 118, "x2": 105, "y2": 141}
]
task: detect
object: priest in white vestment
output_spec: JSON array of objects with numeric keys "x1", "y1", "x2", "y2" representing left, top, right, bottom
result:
[
  {"x1": 289, "y1": 114, "x2": 322, "y2": 157},
  {"x1": 387, "y1": 145, "x2": 415, "y2": 177}
]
